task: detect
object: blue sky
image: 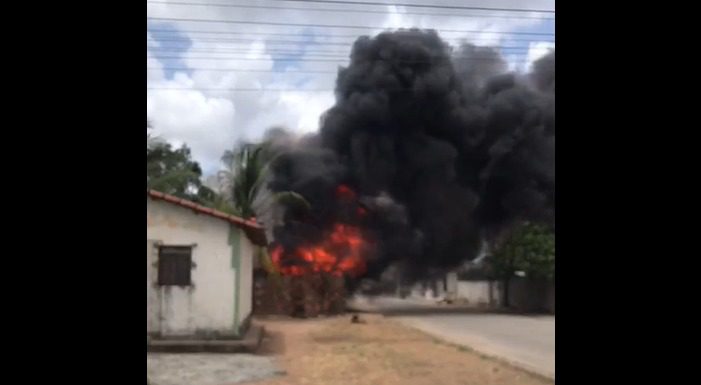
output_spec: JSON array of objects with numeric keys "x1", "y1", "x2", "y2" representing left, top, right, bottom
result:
[
  {"x1": 148, "y1": 22, "x2": 194, "y2": 80},
  {"x1": 147, "y1": 1, "x2": 555, "y2": 177},
  {"x1": 499, "y1": 18, "x2": 554, "y2": 71}
]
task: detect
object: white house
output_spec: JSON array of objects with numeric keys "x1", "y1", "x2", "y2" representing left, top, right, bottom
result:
[{"x1": 147, "y1": 190, "x2": 267, "y2": 340}]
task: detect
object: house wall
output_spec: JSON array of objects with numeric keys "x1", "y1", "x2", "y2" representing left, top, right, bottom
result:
[
  {"x1": 147, "y1": 198, "x2": 252, "y2": 337},
  {"x1": 237, "y1": 228, "x2": 254, "y2": 327},
  {"x1": 147, "y1": 239, "x2": 159, "y2": 332}
]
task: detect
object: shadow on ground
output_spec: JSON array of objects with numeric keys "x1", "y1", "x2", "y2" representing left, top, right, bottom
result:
[{"x1": 256, "y1": 330, "x2": 286, "y2": 355}]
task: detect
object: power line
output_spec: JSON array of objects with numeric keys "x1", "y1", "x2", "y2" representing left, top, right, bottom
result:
[
  {"x1": 149, "y1": 45, "x2": 351, "y2": 52},
  {"x1": 147, "y1": 17, "x2": 555, "y2": 35},
  {"x1": 260, "y1": 0, "x2": 555, "y2": 13},
  {"x1": 148, "y1": 87, "x2": 333, "y2": 91},
  {"x1": 150, "y1": 52, "x2": 351, "y2": 58},
  {"x1": 149, "y1": 86, "x2": 522, "y2": 92},
  {"x1": 149, "y1": 67, "x2": 338, "y2": 73},
  {"x1": 147, "y1": 39, "x2": 535, "y2": 51},
  {"x1": 148, "y1": 79, "x2": 542, "y2": 92},
  {"x1": 150, "y1": 37, "x2": 357, "y2": 46},
  {"x1": 148, "y1": 48, "x2": 534, "y2": 57},
  {"x1": 150, "y1": 48, "x2": 351, "y2": 55},
  {"x1": 147, "y1": 37, "x2": 552, "y2": 50},
  {"x1": 147, "y1": 52, "x2": 532, "y2": 61},
  {"x1": 147, "y1": 28, "x2": 555, "y2": 41},
  {"x1": 150, "y1": 56, "x2": 346, "y2": 61},
  {"x1": 147, "y1": 42, "x2": 547, "y2": 56},
  {"x1": 148, "y1": 55, "x2": 531, "y2": 62},
  {"x1": 146, "y1": 1, "x2": 555, "y2": 21},
  {"x1": 148, "y1": 65, "x2": 540, "y2": 74}
]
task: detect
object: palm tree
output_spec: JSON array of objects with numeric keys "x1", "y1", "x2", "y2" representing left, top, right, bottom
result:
[
  {"x1": 219, "y1": 142, "x2": 309, "y2": 219},
  {"x1": 219, "y1": 143, "x2": 268, "y2": 219},
  {"x1": 218, "y1": 141, "x2": 309, "y2": 278}
]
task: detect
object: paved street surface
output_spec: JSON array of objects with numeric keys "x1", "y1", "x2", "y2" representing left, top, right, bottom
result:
[
  {"x1": 396, "y1": 314, "x2": 555, "y2": 378},
  {"x1": 147, "y1": 353, "x2": 283, "y2": 385},
  {"x1": 347, "y1": 295, "x2": 443, "y2": 312}
]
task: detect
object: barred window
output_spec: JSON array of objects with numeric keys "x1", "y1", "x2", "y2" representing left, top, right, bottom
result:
[{"x1": 158, "y1": 246, "x2": 192, "y2": 286}]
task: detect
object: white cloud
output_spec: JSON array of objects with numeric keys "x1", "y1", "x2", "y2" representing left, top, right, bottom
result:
[
  {"x1": 147, "y1": 0, "x2": 554, "y2": 176},
  {"x1": 527, "y1": 41, "x2": 556, "y2": 66},
  {"x1": 277, "y1": 90, "x2": 336, "y2": 134},
  {"x1": 147, "y1": 88, "x2": 236, "y2": 173}
]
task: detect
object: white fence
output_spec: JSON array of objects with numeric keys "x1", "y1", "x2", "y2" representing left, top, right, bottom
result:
[
  {"x1": 456, "y1": 279, "x2": 554, "y2": 313},
  {"x1": 456, "y1": 280, "x2": 502, "y2": 307}
]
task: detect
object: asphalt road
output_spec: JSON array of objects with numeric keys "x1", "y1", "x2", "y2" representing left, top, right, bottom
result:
[{"x1": 396, "y1": 314, "x2": 555, "y2": 378}]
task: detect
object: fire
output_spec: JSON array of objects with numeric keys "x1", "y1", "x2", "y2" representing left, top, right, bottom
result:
[
  {"x1": 336, "y1": 184, "x2": 356, "y2": 200},
  {"x1": 270, "y1": 184, "x2": 369, "y2": 278},
  {"x1": 270, "y1": 223, "x2": 368, "y2": 278}
]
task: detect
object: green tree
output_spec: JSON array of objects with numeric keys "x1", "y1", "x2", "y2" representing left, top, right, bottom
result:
[
  {"x1": 218, "y1": 140, "x2": 309, "y2": 279},
  {"x1": 147, "y1": 141, "x2": 203, "y2": 201},
  {"x1": 218, "y1": 140, "x2": 309, "y2": 220},
  {"x1": 219, "y1": 143, "x2": 269, "y2": 219},
  {"x1": 488, "y1": 222, "x2": 555, "y2": 307},
  {"x1": 147, "y1": 121, "x2": 236, "y2": 212}
]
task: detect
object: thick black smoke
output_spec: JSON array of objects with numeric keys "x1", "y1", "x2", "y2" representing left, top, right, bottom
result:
[
  {"x1": 453, "y1": 43, "x2": 508, "y2": 95},
  {"x1": 269, "y1": 29, "x2": 554, "y2": 283},
  {"x1": 531, "y1": 50, "x2": 555, "y2": 93}
]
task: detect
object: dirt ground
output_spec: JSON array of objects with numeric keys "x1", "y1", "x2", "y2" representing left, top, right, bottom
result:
[{"x1": 241, "y1": 314, "x2": 554, "y2": 385}]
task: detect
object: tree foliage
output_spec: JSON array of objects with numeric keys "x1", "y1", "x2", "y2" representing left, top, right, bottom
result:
[
  {"x1": 489, "y1": 222, "x2": 555, "y2": 281},
  {"x1": 147, "y1": 141, "x2": 204, "y2": 201},
  {"x1": 219, "y1": 140, "x2": 309, "y2": 219},
  {"x1": 218, "y1": 139, "x2": 310, "y2": 278},
  {"x1": 146, "y1": 121, "x2": 232, "y2": 211},
  {"x1": 219, "y1": 143, "x2": 271, "y2": 219}
]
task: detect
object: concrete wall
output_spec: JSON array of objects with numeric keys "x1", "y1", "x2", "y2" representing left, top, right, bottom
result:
[
  {"x1": 456, "y1": 279, "x2": 554, "y2": 313},
  {"x1": 147, "y1": 240, "x2": 159, "y2": 332},
  {"x1": 445, "y1": 272, "x2": 458, "y2": 301},
  {"x1": 546, "y1": 284, "x2": 555, "y2": 313},
  {"x1": 407, "y1": 278, "x2": 447, "y2": 299},
  {"x1": 508, "y1": 278, "x2": 555, "y2": 313},
  {"x1": 508, "y1": 278, "x2": 554, "y2": 313},
  {"x1": 397, "y1": 275, "x2": 554, "y2": 313},
  {"x1": 147, "y1": 198, "x2": 253, "y2": 338},
  {"x1": 456, "y1": 280, "x2": 502, "y2": 307},
  {"x1": 237, "y1": 230, "x2": 254, "y2": 326}
]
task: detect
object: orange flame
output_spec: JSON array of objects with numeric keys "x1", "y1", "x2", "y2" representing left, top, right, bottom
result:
[
  {"x1": 271, "y1": 184, "x2": 369, "y2": 278},
  {"x1": 336, "y1": 184, "x2": 356, "y2": 200},
  {"x1": 270, "y1": 223, "x2": 368, "y2": 278}
]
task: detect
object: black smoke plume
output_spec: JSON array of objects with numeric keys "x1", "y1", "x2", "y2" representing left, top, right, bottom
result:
[{"x1": 268, "y1": 29, "x2": 554, "y2": 283}]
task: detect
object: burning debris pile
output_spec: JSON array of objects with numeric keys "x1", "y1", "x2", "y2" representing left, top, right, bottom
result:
[
  {"x1": 263, "y1": 29, "x2": 554, "y2": 314},
  {"x1": 270, "y1": 184, "x2": 369, "y2": 278}
]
